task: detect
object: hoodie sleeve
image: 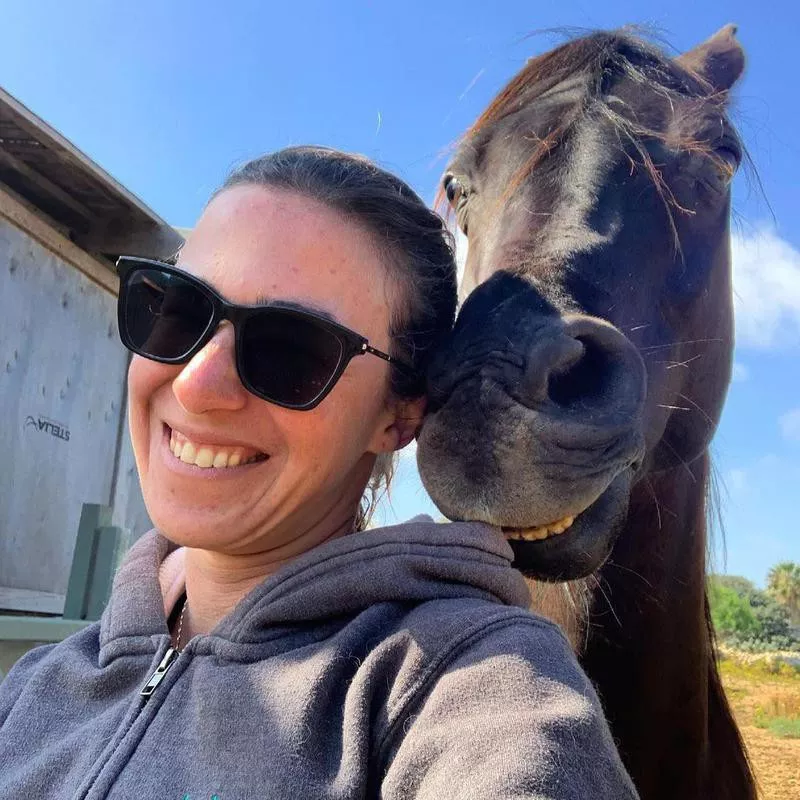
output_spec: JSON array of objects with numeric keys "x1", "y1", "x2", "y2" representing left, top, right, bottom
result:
[{"x1": 378, "y1": 616, "x2": 638, "y2": 800}]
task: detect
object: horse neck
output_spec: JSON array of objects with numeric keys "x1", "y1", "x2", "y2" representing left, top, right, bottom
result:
[{"x1": 574, "y1": 452, "x2": 756, "y2": 800}]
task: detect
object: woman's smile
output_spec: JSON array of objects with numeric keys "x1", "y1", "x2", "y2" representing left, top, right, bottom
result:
[{"x1": 159, "y1": 422, "x2": 270, "y2": 479}]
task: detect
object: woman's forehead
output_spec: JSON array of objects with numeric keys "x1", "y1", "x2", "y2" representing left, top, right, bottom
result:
[{"x1": 179, "y1": 185, "x2": 396, "y2": 334}]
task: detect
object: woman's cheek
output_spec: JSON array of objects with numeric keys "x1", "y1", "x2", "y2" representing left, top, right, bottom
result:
[
  {"x1": 128, "y1": 356, "x2": 169, "y2": 404},
  {"x1": 302, "y1": 393, "x2": 372, "y2": 465},
  {"x1": 126, "y1": 357, "x2": 175, "y2": 470}
]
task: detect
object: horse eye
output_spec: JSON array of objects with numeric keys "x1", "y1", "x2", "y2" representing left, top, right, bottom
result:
[
  {"x1": 444, "y1": 174, "x2": 464, "y2": 206},
  {"x1": 712, "y1": 146, "x2": 739, "y2": 183}
]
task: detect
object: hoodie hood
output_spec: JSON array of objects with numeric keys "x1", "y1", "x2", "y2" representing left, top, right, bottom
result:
[{"x1": 99, "y1": 517, "x2": 531, "y2": 656}]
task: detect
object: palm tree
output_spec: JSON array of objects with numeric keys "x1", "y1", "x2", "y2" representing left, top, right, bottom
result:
[{"x1": 767, "y1": 562, "x2": 800, "y2": 626}]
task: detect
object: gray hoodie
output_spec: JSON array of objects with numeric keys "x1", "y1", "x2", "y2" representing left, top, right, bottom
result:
[{"x1": 0, "y1": 518, "x2": 637, "y2": 799}]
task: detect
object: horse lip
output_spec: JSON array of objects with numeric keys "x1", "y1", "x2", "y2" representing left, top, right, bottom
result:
[
  {"x1": 504, "y1": 468, "x2": 626, "y2": 543},
  {"x1": 499, "y1": 469, "x2": 610, "y2": 543},
  {"x1": 507, "y1": 467, "x2": 635, "y2": 581}
]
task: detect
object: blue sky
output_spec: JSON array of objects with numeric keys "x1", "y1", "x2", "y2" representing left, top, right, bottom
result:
[{"x1": 2, "y1": 0, "x2": 797, "y2": 585}]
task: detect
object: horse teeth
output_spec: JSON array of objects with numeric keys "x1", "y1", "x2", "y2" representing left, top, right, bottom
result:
[{"x1": 502, "y1": 514, "x2": 577, "y2": 542}]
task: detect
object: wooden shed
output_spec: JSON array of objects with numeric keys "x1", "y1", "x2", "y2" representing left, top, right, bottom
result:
[{"x1": 0, "y1": 86, "x2": 183, "y2": 617}]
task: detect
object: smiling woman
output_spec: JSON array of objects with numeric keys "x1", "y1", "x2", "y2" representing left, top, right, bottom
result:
[
  {"x1": 125, "y1": 184, "x2": 423, "y2": 569},
  {"x1": 0, "y1": 146, "x2": 637, "y2": 798}
]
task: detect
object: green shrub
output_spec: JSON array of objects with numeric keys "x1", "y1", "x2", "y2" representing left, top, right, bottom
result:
[
  {"x1": 708, "y1": 575, "x2": 800, "y2": 653},
  {"x1": 714, "y1": 575, "x2": 757, "y2": 597},
  {"x1": 709, "y1": 581, "x2": 758, "y2": 637},
  {"x1": 756, "y1": 717, "x2": 800, "y2": 738}
]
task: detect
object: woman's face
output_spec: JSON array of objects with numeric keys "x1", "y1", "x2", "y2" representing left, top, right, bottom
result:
[{"x1": 128, "y1": 185, "x2": 416, "y2": 556}]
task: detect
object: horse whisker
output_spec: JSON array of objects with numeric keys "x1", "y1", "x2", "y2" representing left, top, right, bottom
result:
[
  {"x1": 588, "y1": 573, "x2": 623, "y2": 630},
  {"x1": 606, "y1": 559, "x2": 654, "y2": 589},
  {"x1": 657, "y1": 354, "x2": 704, "y2": 370},
  {"x1": 639, "y1": 338, "x2": 724, "y2": 353},
  {"x1": 644, "y1": 476, "x2": 663, "y2": 531},
  {"x1": 677, "y1": 392, "x2": 715, "y2": 426},
  {"x1": 660, "y1": 438, "x2": 699, "y2": 484}
]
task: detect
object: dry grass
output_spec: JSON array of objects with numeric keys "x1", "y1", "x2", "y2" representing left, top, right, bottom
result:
[
  {"x1": 720, "y1": 652, "x2": 800, "y2": 799},
  {"x1": 754, "y1": 694, "x2": 800, "y2": 739}
]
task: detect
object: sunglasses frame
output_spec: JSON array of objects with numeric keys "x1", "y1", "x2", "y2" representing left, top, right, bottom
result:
[{"x1": 116, "y1": 256, "x2": 415, "y2": 411}]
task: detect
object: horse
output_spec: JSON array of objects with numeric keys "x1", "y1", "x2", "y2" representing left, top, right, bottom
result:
[{"x1": 416, "y1": 26, "x2": 756, "y2": 799}]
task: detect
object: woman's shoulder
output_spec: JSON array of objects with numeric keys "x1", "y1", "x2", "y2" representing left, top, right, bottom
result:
[
  {"x1": 397, "y1": 593, "x2": 572, "y2": 666},
  {"x1": 376, "y1": 597, "x2": 637, "y2": 799}
]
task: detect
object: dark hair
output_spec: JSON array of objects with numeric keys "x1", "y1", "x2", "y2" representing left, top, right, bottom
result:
[
  {"x1": 216, "y1": 147, "x2": 458, "y2": 528},
  {"x1": 217, "y1": 146, "x2": 457, "y2": 398}
]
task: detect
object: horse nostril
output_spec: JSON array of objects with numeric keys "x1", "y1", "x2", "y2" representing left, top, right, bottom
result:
[
  {"x1": 523, "y1": 315, "x2": 646, "y2": 419},
  {"x1": 547, "y1": 336, "x2": 613, "y2": 409},
  {"x1": 521, "y1": 335, "x2": 585, "y2": 403}
]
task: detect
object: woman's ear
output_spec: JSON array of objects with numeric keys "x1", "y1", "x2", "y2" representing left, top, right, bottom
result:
[
  {"x1": 393, "y1": 395, "x2": 427, "y2": 449},
  {"x1": 371, "y1": 395, "x2": 427, "y2": 453}
]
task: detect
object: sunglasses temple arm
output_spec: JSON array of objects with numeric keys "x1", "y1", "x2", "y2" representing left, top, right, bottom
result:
[
  {"x1": 362, "y1": 343, "x2": 393, "y2": 363},
  {"x1": 362, "y1": 343, "x2": 418, "y2": 378}
]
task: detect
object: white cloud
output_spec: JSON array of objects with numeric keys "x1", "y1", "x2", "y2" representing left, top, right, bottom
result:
[
  {"x1": 731, "y1": 362, "x2": 750, "y2": 382},
  {"x1": 726, "y1": 467, "x2": 749, "y2": 493},
  {"x1": 779, "y1": 408, "x2": 800, "y2": 443},
  {"x1": 732, "y1": 227, "x2": 800, "y2": 349},
  {"x1": 719, "y1": 454, "x2": 789, "y2": 509}
]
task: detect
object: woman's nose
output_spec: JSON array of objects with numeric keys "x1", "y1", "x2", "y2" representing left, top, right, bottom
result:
[{"x1": 171, "y1": 323, "x2": 249, "y2": 414}]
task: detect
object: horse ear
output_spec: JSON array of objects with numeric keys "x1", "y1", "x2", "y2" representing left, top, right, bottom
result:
[{"x1": 674, "y1": 24, "x2": 745, "y2": 93}]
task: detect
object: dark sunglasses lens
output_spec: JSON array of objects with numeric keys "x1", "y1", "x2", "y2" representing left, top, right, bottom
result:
[
  {"x1": 123, "y1": 268, "x2": 214, "y2": 360},
  {"x1": 242, "y1": 311, "x2": 344, "y2": 406}
]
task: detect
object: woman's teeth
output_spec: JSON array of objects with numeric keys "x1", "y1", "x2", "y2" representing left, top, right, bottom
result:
[
  {"x1": 503, "y1": 515, "x2": 576, "y2": 542},
  {"x1": 169, "y1": 429, "x2": 267, "y2": 469}
]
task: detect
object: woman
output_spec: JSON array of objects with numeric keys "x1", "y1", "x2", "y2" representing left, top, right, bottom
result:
[{"x1": 0, "y1": 147, "x2": 638, "y2": 798}]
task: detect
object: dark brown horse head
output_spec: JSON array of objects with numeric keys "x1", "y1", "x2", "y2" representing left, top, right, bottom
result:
[{"x1": 418, "y1": 27, "x2": 745, "y2": 581}]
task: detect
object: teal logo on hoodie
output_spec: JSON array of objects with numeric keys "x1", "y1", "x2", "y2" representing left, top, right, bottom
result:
[{"x1": 182, "y1": 795, "x2": 220, "y2": 799}]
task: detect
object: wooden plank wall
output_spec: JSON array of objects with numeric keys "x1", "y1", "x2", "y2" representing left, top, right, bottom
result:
[{"x1": 0, "y1": 213, "x2": 152, "y2": 608}]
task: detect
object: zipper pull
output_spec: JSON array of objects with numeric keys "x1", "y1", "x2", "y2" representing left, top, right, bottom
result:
[{"x1": 140, "y1": 647, "x2": 178, "y2": 698}]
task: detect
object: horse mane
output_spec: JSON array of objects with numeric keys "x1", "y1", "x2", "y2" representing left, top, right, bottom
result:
[
  {"x1": 706, "y1": 594, "x2": 760, "y2": 796},
  {"x1": 468, "y1": 30, "x2": 714, "y2": 137},
  {"x1": 699, "y1": 454, "x2": 759, "y2": 797}
]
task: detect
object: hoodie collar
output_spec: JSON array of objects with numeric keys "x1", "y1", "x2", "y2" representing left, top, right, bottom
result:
[{"x1": 100, "y1": 517, "x2": 530, "y2": 650}]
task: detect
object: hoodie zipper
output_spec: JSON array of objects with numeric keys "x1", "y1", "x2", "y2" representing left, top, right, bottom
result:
[
  {"x1": 140, "y1": 646, "x2": 179, "y2": 698},
  {"x1": 73, "y1": 645, "x2": 183, "y2": 799}
]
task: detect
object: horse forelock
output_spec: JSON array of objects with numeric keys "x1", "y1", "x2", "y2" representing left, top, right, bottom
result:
[
  {"x1": 467, "y1": 30, "x2": 719, "y2": 140},
  {"x1": 443, "y1": 30, "x2": 743, "y2": 261}
]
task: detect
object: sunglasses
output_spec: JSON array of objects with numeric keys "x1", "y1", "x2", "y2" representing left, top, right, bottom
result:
[{"x1": 116, "y1": 257, "x2": 416, "y2": 410}]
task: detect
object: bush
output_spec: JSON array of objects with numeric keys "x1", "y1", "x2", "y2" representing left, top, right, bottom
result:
[
  {"x1": 709, "y1": 581, "x2": 758, "y2": 638},
  {"x1": 714, "y1": 575, "x2": 757, "y2": 597},
  {"x1": 708, "y1": 575, "x2": 800, "y2": 653}
]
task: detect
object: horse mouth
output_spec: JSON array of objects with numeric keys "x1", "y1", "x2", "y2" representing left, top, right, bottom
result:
[
  {"x1": 502, "y1": 514, "x2": 577, "y2": 542},
  {"x1": 502, "y1": 468, "x2": 634, "y2": 581}
]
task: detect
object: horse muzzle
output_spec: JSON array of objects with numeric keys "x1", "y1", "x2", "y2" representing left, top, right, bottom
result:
[{"x1": 417, "y1": 311, "x2": 647, "y2": 579}]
